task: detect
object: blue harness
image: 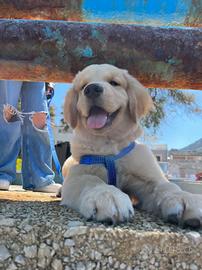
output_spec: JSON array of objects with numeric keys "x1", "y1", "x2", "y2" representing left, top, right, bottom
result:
[{"x1": 80, "y1": 142, "x2": 135, "y2": 186}]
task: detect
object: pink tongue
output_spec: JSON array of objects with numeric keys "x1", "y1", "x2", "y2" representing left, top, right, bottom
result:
[{"x1": 87, "y1": 107, "x2": 108, "y2": 129}]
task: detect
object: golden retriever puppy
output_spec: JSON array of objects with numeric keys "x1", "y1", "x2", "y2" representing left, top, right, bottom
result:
[{"x1": 61, "y1": 64, "x2": 202, "y2": 228}]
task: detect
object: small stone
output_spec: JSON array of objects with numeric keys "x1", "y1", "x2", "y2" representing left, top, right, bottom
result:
[
  {"x1": 7, "y1": 262, "x2": 17, "y2": 270},
  {"x1": 108, "y1": 256, "x2": 113, "y2": 265},
  {"x1": 23, "y1": 224, "x2": 33, "y2": 232},
  {"x1": 46, "y1": 239, "x2": 52, "y2": 245},
  {"x1": 70, "y1": 247, "x2": 75, "y2": 257},
  {"x1": 15, "y1": 255, "x2": 26, "y2": 265},
  {"x1": 0, "y1": 217, "x2": 15, "y2": 227},
  {"x1": 63, "y1": 257, "x2": 69, "y2": 263},
  {"x1": 67, "y1": 221, "x2": 84, "y2": 227},
  {"x1": 0, "y1": 245, "x2": 11, "y2": 262},
  {"x1": 114, "y1": 261, "x2": 120, "y2": 269},
  {"x1": 65, "y1": 266, "x2": 71, "y2": 270},
  {"x1": 142, "y1": 254, "x2": 148, "y2": 260},
  {"x1": 76, "y1": 262, "x2": 86, "y2": 270},
  {"x1": 150, "y1": 257, "x2": 155, "y2": 265},
  {"x1": 94, "y1": 251, "x2": 102, "y2": 260},
  {"x1": 53, "y1": 242, "x2": 60, "y2": 251},
  {"x1": 64, "y1": 226, "x2": 87, "y2": 238},
  {"x1": 42, "y1": 232, "x2": 52, "y2": 239},
  {"x1": 120, "y1": 263, "x2": 126, "y2": 269},
  {"x1": 64, "y1": 239, "x2": 75, "y2": 247},
  {"x1": 103, "y1": 247, "x2": 112, "y2": 256},
  {"x1": 38, "y1": 243, "x2": 51, "y2": 258},
  {"x1": 95, "y1": 262, "x2": 101, "y2": 270},
  {"x1": 190, "y1": 264, "x2": 198, "y2": 270},
  {"x1": 37, "y1": 258, "x2": 46, "y2": 268},
  {"x1": 86, "y1": 262, "x2": 96, "y2": 270},
  {"x1": 186, "y1": 232, "x2": 201, "y2": 244},
  {"x1": 24, "y1": 245, "x2": 37, "y2": 258},
  {"x1": 127, "y1": 266, "x2": 132, "y2": 270},
  {"x1": 51, "y1": 258, "x2": 63, "y2": 270},
  {"x1": 10, "y1": 243, "x2": 19, "y2": 252},
  {"x1": 176, "y1": 262, "x2": 181, "y2": 269},
  {"x1": 182, "y1": 262, "x2": 187, "y2": 269}
]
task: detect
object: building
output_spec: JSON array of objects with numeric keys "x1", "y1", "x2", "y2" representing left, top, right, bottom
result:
[
  {"x1": 169, "y1": 150, "x2": 202, "y2": 179},
  {"x1": 151, "y1": 144, "x2": 169, "y2": 175}
]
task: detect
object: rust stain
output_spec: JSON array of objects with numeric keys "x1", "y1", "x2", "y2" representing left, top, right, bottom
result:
[
  {"x1": 0, "y1": 20, "x2": 201, "y2": 90},
  {"x1": 0, "y1": 0, "x2": 83, "y2": 21},
  {"x1": 184, "y1": 0, "x2": 202, "y2": 27}
]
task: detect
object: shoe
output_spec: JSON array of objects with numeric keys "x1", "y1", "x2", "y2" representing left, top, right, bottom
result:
[
  {"x1": 34, "y1": 183, "x2": 62, "y2": 193},
  {"x1": 0, "y1": 180, "x2": 10, "y2": 191}
]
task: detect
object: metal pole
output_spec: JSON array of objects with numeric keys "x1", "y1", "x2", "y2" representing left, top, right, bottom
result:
[{"x1": 0, "y1": 20, "x2": 201, "y2": 89}]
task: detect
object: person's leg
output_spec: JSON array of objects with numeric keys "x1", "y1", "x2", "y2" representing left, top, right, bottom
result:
[
  {"x1": 21, "y1": 82, "x2": 60, "y2": 192},
  {"x1": 0, "y1": 81, "x2": 22, "y2": 190}
]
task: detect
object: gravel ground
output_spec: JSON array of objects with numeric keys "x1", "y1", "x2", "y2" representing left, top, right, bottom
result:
[{"x1": 0, "y1": 187, "x2": 202, "y2": 270}]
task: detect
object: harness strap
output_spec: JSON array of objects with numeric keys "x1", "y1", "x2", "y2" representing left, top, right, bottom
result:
[{"x1": 80, "y1": 142, "x2": 135, "y2": 186}]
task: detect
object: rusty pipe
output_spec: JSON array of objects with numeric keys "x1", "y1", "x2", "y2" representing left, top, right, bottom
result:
[{"x1": 0, "y1": 20, "x2": 201, "y2": 89}]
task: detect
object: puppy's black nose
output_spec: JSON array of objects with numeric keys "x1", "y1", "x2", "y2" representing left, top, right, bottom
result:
[{"x1": 84, "y1": 84, "x2": 103, "y2": 98}]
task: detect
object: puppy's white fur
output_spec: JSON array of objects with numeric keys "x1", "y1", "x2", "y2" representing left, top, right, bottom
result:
[{"x1": 61, "y1": 64, "x2": 202, "y2": 227}]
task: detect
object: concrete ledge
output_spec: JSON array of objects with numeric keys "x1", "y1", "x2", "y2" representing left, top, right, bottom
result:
[
  {"x1": 170, "y1": 180, "x2": 202, "y2": 195},
  {"x1": 0, "y1": 187, "x2": 202, "y2": 270}
]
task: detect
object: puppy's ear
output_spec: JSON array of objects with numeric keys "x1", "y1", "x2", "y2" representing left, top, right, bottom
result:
[
  {"x1": 124, "y1": 71, "x2": 154, "y2": 122},
  {"x1": 63, "y1": 87, "x2": 78, "y2": 128}
]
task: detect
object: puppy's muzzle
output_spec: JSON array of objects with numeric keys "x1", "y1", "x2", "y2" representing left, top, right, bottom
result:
[{"x1": 84, "y1": 84, "x2": 103, "y2": 99}]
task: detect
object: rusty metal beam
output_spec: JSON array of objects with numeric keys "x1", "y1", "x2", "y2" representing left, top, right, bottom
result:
[
  {"x1": 0, "y1": 0, "x2": 82, "y2": 21},
  {"x1": 0, "y1": 0, "x2": 201, "y2": 27},
  {"x1": 0, "y1": 20, "x2": 201, "y2": 89}
]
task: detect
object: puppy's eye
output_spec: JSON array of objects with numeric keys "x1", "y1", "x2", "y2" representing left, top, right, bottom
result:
[{"x1": 109, "y1": 80, "x2": 120, "y2": 86}]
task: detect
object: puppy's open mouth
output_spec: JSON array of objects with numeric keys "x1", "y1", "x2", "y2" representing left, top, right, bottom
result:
[{"x1": 87, "y1": 106, "x2": 119, "y2": 129}]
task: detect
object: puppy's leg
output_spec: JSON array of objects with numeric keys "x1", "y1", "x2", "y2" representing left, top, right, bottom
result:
[
  {"x1": 125, "y1": 144, "x2": 202, "y2": 228},
  {"x1": 61, "y1": 166, "x2": 134, "y2": 224}
]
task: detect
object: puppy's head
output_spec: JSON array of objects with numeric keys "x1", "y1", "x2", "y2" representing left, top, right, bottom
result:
[{"x1": 64, "y1": 64, "x2": 153, "y2": 137}]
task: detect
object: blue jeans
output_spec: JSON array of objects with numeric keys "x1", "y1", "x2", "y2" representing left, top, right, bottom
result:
[{"x1": 0, "y1": 81, "x2": 55, "y2": 189}]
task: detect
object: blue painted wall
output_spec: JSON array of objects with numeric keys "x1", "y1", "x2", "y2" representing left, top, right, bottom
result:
[{"x1": 82, "y1": 0, "x2": 193, "y2": 26}]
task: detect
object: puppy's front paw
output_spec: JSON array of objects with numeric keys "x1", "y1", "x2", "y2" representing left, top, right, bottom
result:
[
  {"x1": 79, "y1": 185, "x2": 134, "y2": 224},
  {"x1": 160, "y1": 192, "x2": 202, "y2": 228}
]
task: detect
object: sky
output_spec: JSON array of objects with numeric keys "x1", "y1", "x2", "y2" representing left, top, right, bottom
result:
[
  {"x1": 157, "y1": 90, "x2": 202, "y2": 149},
  {"x1": 52, "y1": 83, "x2": 202, "y2": 150}
]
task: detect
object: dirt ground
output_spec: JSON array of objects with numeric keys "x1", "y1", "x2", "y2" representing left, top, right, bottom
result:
[{"x1": 0, "y1": 185, "x2": 60, "y2": 202}]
